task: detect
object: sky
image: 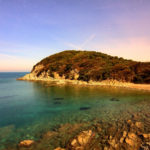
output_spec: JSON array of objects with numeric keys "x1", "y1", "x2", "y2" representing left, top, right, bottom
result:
[{"x1": 0, "y1": 0, "x2": 150, "y2": 72}]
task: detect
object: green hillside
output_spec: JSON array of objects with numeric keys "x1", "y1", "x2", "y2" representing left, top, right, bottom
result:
[{"x1": 32, "y1": 50, "x2": 150, "y2": 83}]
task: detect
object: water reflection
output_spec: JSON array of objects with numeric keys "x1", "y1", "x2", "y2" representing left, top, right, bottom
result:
[{"x1": 0, "y1": 78, "x2": 150, "y2": 149}]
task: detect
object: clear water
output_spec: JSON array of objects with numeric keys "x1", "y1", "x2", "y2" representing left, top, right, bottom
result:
[{"x1": 0, "y1": 73, "x2": 150, "y2": 149}]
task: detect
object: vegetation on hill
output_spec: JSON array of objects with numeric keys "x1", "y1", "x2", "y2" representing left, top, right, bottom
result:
[{"x1": 32, "y1": 50, "x2": 150, "y2": 83}]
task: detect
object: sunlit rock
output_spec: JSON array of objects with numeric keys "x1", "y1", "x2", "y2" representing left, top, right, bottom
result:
[
  {"x1": 125, "y1": 132, "x2": 139, "y2": 147},
  {"x1": 120, "y1": 137, "x2": 124, "y2": 143},
  {"x1": 135, "y1": 122, "x2": 143, "y2": 129},
  {"x1": 19, "y1": 140, "x2": 35, "y2": 147},
  {"x1": 128, "y1": 132, "x2": 138, "y2": 140},
  {"x1": 54, "y1": 147, "x2": 66, "y2": 150},
  {"x1": 123, "y1": 131, "x2": 127, "y2": 137},
  {"x1": 125, "y1": 137, "x2": 135, "y2": 146},
  {"x1": 71, "y1": 139, "x2": 78, "y2": 147},
  {"x1": 143, "y1": 133, "x2": 150, "y2": 139},
  {"x1": 77, "y1": 130, "x2": 93, "y2": 146}
]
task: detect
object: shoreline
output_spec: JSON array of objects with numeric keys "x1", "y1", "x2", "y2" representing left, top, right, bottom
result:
[{"x1": 17, "y1": 73, "x2": 150, "y2": 91}]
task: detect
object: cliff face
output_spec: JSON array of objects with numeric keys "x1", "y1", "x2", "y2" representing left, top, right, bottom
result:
[{"x1": 18, "y1": 50, "x2": 150, "y2": 84}]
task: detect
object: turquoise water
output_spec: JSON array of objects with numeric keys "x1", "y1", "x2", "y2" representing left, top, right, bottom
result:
[{"x1": 0, "y1": 72, "x2": 150, "y2": 149}]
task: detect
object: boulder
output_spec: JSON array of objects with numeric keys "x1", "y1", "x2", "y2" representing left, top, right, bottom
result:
[
  {"x1": 54, "y1": 147, "x2": 66, "y2": 150},
  {"x1": 143, "y1": 133, "x2": 150, "y2": 139},
  {"x1": 125, "y1": 137, "x2": 135, "y2": 146},
  {"x1": 19, "y1": 140, "x2": 35, "y2": 147},
  {"x1": 43, "y1": 131, "x2": 57, "y2": 138},
  {"x1": 71, "y1": 139, "x2": 78, "y2": 147},
  {"x1": 125, "y1": 133, "x2": 138, "y2": 147},
  {"x1": 70, "y1": 130, "x2": 93, "y2": 149},
  {"x1": 128, "y1": 132, "x2": 137, "y2": 140},
  {"x1": 77, "y1": 130, "x2": 93, "y2": 146}
]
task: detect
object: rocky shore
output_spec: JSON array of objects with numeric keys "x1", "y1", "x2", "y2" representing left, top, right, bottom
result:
[
  {"x1": 16, "y1": 112, "x2": 150, "y2": 150},
  {"x1": 3, "y1": 77, "x2": 150, "y2": 150},
  {"x1": 18, "y1": 72, "x2": 150, "y2": 91}
]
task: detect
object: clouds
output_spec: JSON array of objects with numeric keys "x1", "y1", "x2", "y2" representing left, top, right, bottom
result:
[
  {"x1": 56, "y1": 34, "x2": 96, "y2": 50},
  {"x1": 80, "y1": 34, "x2": 96, "y2": 49}
]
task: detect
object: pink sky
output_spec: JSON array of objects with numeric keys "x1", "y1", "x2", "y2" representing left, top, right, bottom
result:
[{"x1": 0, "y1": 0, "x2": 150, "y2": 72}]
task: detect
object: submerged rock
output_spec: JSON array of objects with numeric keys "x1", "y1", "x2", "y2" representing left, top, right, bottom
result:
[
  {"x1": 19, "y1": 140, "x2": 35, "y2": 147},
  {"x1": 79, "y1": 107, "x2": 91, "y2": 110},
  {"x1": 53, "y1": 98, "x2": 64, "y2": 101},
  {"x1": 110, "y1": 98, "x2": 119, "y2": 101},
  {"x1": 42, "y1": 131, "x2": 57, "y2": 138},
  {"x1": 77, "y1": 130, "x2": 93, "y2": 146},
  {"x1": 54, "y1": 102, "x2": 62, "y2": 105},
  {"x1": 70, "y1": 130, "x2": 93, "y2": 149}
]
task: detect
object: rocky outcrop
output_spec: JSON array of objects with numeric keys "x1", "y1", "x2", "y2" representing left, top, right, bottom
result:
[
  {"x1": 17, "y1": 50, "x2": 150, "y2": 85},
  {"x1": 18, "y1": 64, "x2": 80, "y2": 82},
  {"x1": 13, "y1": 114, "x2": 150, "y2": 150},
  {"x1": 17, "y1": 51, "x2": 150, "y2": 91},
  {"x1": 69, "y1": 69, "x2": 79, "y2": 80}
]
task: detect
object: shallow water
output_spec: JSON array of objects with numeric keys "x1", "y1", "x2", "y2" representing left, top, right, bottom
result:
[{"x1": 0, "y1": 73, "x2": 150, "y2": 149}]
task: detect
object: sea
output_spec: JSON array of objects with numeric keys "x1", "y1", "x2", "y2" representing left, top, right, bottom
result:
[{"x1": 0, "y1": 72, "x2": 150, "y2": 149}]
